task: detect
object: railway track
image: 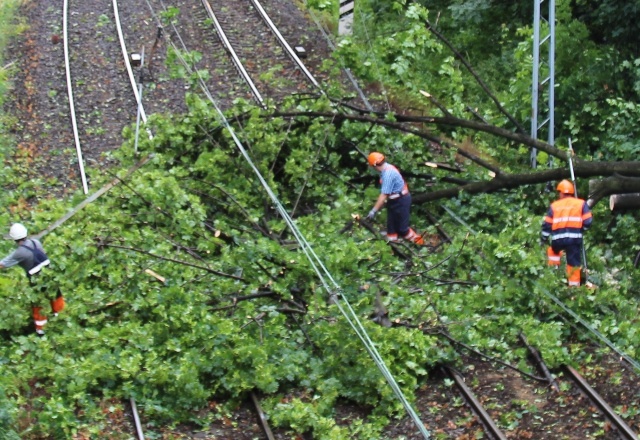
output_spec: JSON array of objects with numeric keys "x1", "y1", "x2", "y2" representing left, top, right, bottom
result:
[
  {"x1": 10, "y1": 0, "x2": 335, "y2": 198},
  {"x1": 145, "y1": 0, "x2": 324, "y2": 109},
  {"x1": 62, "y1": 0, "x2": 143, "y2": 189},
  {"x1": 439, "y1": 346, "x2": 639, "y2": 439},
  {"x1": 200, "y1": 0, "x2": 319, "y2": 104}
]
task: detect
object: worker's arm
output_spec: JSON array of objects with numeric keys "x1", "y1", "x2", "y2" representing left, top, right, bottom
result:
[
  {"x1": 368, "y1": 193, "x2": 388, "y2": 219},
  {"x1": 0, "y1": 252, "x2": 20, "y2": 269},
  {"x1": 372, "y1": 193, "x2": 388, "y2": 212}
]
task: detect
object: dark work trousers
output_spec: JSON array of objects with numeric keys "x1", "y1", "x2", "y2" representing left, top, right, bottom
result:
[
  {"x1": 386, "y1": 194, "x2": 411, "y2": 237},
  {"x1": 551, "y1": 242, "x2": 582, "y2": 266}
]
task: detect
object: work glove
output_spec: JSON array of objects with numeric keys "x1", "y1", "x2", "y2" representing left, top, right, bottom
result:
[
  {"x1": 540, "y1": 237, "x2": 547, "y2": 247},
  {"x1": 366, "y1": 209, "x2": 377, "y2": 220}
]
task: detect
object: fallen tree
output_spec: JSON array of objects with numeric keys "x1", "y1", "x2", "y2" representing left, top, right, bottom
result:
[{"x1": 268, "y1": 105, "x2": 640, "y2": 207}]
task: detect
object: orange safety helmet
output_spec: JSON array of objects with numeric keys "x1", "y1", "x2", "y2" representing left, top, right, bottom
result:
[
  {"x1": 556, "y1": 179, "x2": 574, "y2": 194},
  {"x1": 367, "y1": 152, "x2": 385, "y2": 167}
]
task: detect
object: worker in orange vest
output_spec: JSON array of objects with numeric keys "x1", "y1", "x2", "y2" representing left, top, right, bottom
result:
[
  {"x1": 541, "y1": 180, "x2": 593, "y2": 286},
  {"x1": 0, "y1": 223, "x2": 65, "y2": 336},
  {"x1": 366, "y1": 152, "x2": 424, "y2": 245}
]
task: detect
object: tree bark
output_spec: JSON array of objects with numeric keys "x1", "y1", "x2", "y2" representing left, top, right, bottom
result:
[
  {"x1": 609, "y1": 193, "x2": 640, "y2": 212},
  {"x1": 587, "y1": 176, "x2": 640, "y2": 208},
  {"x1": 411, "y1": 166, "x2": 640, "y2": 205}
]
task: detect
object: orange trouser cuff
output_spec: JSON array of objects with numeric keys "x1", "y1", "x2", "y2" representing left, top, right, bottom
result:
[
  {"x1": 567, "y1": 265, "x2": 581, "y2": 287},
  {"x1": 32, "y1": 306, "x2": 48, "y2": 330},
  {"x1": 403, "y1": 228, "x2": 424, "y2": 245},
  {"x1": 51, "y1": 296, "x2": 65, "y2": 314},
  {"x1": 547, "y1": 246, "x2": 562, "y2": 266}
]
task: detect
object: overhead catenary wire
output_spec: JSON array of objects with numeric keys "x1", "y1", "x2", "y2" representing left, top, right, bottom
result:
[
  {"x1": 218, "y1": 99, "x2": 431, "y2": 438},
  {"x1": 542, "y1": 286, "x2": 640, "y2": 372},
  {"x1": 142, "y1": 2, "x2": 430, "y2": 437}
]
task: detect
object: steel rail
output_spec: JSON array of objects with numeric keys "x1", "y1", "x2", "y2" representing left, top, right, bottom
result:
[
  {"x1": 248, "y1": 0, "x2": 322, "y2": 90},
  {"x1": 112, "y1": 5, "x2": 157, "y2": 434},
  {"x1": 62, "y1": 0, "x2": 89, "y2": 194},
  {"x1": 112, "y1": 0, "x2": 149, "y2": 125},
  {"x1": 33, "y1": 0, "x2": 156, "y2": 241},
  {"x1": 519, "y1": 332, "x2": 560, "y2": 392},
  {"x1": 443, "y1": 366, "x2": 508, "y2": 440},
  {"x1": 130, "y1": 397, "x2": 146, "y2": 440},
  {"x1": 251, "y1": 391, "x2": 275, "y2": 440},
  {"x1": 564, "y1": 365, "x2": 639, "y2": 440},
  {"x1": 200, "y1": 0, "x2": 265, "y2": 107}
]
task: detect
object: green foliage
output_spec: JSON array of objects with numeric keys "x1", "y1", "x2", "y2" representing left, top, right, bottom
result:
[
  {"x1": 66, "y1": 85, "x2": 640, "y2": 435},
  {"x1": 0, "y1": 382, "x2": 19, "y2": 440}
]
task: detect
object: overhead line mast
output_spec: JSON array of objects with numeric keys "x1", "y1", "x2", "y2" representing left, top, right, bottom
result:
[{"x1": 530, "y1": 0, "x2": 555, "y2": 169}]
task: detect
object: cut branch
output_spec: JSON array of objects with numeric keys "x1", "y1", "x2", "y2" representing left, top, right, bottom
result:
[{"x1": 98, "y1": 241, "x2": 245, "y2": 281}]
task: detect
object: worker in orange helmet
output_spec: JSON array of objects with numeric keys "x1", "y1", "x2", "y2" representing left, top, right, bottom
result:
[
  {"x1": 365, "y1": 152, "x2": 424, "y2": 245},
  {"x1": 0, "y1": 223, "x2": 65, "y2": 336},
  {"x1": 541, "y1": 180, "x2": 593, "y2": 287}
]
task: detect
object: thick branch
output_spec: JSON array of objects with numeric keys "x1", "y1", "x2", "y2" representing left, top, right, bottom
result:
[
  {"x1": 412, "y1": 164, "x2": 640, "y2": 204},
  {"x1": 587, "y1": 175, "x2": 640, "y2": 208},
  {"x1": 271, "y1": 108, "x2": 567, "y2": 163},
  {"x1": 261, "y1": 110, "x2": 640, "y2": 202}
]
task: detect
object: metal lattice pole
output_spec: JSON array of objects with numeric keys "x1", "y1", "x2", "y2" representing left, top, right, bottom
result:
[{"x1": 530, "y1": 0, "x2": 555, "y2": 168}]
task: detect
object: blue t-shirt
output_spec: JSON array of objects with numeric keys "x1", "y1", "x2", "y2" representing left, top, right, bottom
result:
[{"x1": 379, "y1": 164, "x2": 406, "y2": 195}]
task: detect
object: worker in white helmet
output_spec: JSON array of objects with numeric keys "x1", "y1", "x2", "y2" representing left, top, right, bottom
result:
[{"x1": 0, "y1": 223, "x2": 64, "y2": 336}]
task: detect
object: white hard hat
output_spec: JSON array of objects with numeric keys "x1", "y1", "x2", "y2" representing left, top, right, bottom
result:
[{"x1": 9, "y1": 223, "x2": 27, "y2": 240}]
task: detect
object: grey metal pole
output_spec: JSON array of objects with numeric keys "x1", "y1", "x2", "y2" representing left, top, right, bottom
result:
[
  {"x1": 547, "y1": 0, "x2": 555, "y2": 154},
  {"x1": 530, "y1": 0, "x2": 541, "y2": 168},
  {"x1": 568, "y1": 138, "x2": 589, "y2": 271}
]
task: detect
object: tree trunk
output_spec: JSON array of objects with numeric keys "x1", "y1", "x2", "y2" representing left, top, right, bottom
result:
[
  {"x1": 609, "y1": 193, "x2": 640, "y2": 212},
  {"x1": 587, "y1": 176, "x2": 640, "y2": 208}
]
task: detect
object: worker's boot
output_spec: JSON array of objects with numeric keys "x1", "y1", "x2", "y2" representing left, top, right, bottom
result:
[
  {"x1": 567, "y1": 265, "x2": 581, "y2": 287},
  {"x1": 403, "y1": 228, "x2": 424, "y2": 245},
  {"x1": 32, "y1": 306, "x2": 47, "y2": 336},
  {"x1": 50, "y1": 295, "x2": 65, "y2": 317}
]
